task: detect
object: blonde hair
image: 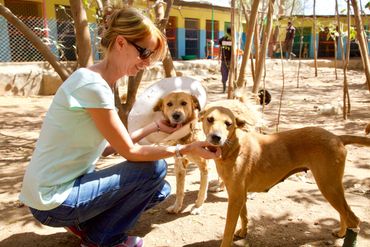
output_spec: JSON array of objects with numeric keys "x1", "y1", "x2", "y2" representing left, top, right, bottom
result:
[{"x1": 101, "y1": 6, "x2": 167, "y2": 62}]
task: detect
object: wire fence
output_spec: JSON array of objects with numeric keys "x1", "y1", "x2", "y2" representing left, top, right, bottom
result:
[{"x1": 0, "y1": 16, "x2": 101, "y2": 63}]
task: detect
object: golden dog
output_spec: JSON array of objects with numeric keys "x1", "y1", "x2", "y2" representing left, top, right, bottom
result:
[
  {"x1": 200, "y1": 101, "x2": 370, "y2": 247},
  {"x1": 154, "y1": 92, "x2": 210, "y2": 215}
]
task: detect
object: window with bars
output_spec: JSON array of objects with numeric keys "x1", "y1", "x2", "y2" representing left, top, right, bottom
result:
[
  {"x1": 206, "y1": 19, "x2": 219, "y2": 44},
  {"x1": 185, "y1": 18, "x2": 199, "y2": 57}
]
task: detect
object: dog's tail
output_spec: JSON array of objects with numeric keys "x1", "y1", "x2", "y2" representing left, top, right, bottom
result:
[{"x1": 339, "y1": 135, "x2": 370, "y2": 146}]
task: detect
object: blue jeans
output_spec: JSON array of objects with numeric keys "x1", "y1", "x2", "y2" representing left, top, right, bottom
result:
[{"x1": 29, "y1": 159, "x2": 170, "y2": 247}]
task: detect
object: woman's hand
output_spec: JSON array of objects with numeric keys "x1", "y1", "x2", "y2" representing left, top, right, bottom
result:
[
  {"x1": 182, "y1": 141, "x2": 221, "y2": 159},
  {"x1": 102, "y1": 144, "x2": 116, "y2": 157},
  {"x1": 156, "y1": 119, "x2": 181, "y2": 134}
]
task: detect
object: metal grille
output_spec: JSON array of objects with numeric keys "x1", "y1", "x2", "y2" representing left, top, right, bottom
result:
[
  {"x1": 0, "y1": 15, "x2": 101, "y2": 62},
  {"x1": 6, "y1": 15, "x2": 45, "y2": 62}
]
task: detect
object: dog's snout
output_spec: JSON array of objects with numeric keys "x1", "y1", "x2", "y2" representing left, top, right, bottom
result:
[
  {"x1": 172, "y1": 112, "x2": 181, "y2": 120},
  {"x1": 211, "y1": 134, "x2": 221, "y2": 144}
]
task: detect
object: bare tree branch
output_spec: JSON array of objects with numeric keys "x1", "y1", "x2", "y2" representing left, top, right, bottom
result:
[{"x1": 69, "y1": 0, "x2": 94, "y2": 67}]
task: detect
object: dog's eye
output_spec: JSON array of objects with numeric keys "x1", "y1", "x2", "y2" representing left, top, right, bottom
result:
[
  {"x1": 225, "y1": 121, "x2": 232, "y2": 127},
  {"x1": 207, "y1": 117, "x2": 214, "y2": 123},
  {"x1": 167, "y1": 102, "x2": 173, "y2": 107},
  {"x1": 181, "y1": 101, "x2": 187, "y2": 106}
]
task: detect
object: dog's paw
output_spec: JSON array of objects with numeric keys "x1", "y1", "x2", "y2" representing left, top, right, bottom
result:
[
  {"x1": 190, "y1": 205, "x2": 203, "y2": 215},
  {"x1": 208, "y1": 185, "x2": 224, "y2": 192},
  {"x1": 166, "y1": 204, "x2": 183, "y2": 214},
  {"x1": 235, "y1": 228, "x2": 248, "y2": 238},
  {"x1": 332, "y1": 228, "x2": 346, "y2": 238},
  {"x1": 208, "y1": 180, "x2": 225, "y2": 192}
]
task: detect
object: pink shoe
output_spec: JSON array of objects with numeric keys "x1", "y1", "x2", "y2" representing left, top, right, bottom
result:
[
  {"x1": 80, "y1": 236, "x2": 143, "y2": 247},
  {"x1": 115, "y1": 236, "x2": 144, "y2": 247},
  {"x1": 65, "y1": 225, "x2": 84, "y2": 239}
]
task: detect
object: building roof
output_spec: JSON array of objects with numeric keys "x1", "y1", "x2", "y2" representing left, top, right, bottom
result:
[
  {"x1": 174, "y1": 1, "x2": 370, "y2": 16},
  {"x1": 174, "y1": 0, "x2": 230, "y2": 10},
  {"x1": 180, "y1": 0, "x2": 230, "y2": 8}
]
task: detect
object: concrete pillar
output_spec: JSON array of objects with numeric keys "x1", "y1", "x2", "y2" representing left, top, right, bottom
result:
[
  {"x1": 0, "y1": 16, "x2": 11, "y2": 62},
  {"x1": 309, "y1": 34, "x2": 318, "y2": 59},
  {"x1": 177, "y1": 27, "x2": 185, "y2": 59},
  {"x1": 337, "y1": 38, "x2": 342, "y2": 59},
  {"x1": 200, "y1": 29, "x2": 206, "y2": 58}
]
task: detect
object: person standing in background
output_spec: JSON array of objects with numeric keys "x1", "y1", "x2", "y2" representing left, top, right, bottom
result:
[
  {"x1": 218, "y1": 27, "x2": 232, "y2": 93},
  {"x1": 284, "y1": 21, "x2": 296, "y2": 59}
]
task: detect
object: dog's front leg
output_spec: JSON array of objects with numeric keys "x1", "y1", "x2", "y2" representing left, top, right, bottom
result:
[
  {"x1": 220, "y1": 193, "x2": 246, "y2": 247},
  {"x1": 166, "y1": 158, "x2": 186, "y2": 214},
  {"x1": 235, "y1": 201, "x2": 248, "y2": 238},
  {"x1": 191, "y1": 160, "x2": 209, "y2": 215}
]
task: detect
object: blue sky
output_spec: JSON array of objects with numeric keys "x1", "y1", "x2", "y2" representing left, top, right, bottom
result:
[{"x1": 302, "y1": 0, "x2": 370, "y2": 15}]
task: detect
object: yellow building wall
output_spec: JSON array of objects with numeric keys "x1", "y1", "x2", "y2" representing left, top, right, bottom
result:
[
  {"x1": 2, "y1": 0, "x2": 236, "y2": 33},
  {"x1": 2, "y1": 0, "x2": 96, "y2": 21},
  {"x1": 279, "y1": 16, "x2": 367, "y2": 41},
  {"x1": 167, "y1": 6, "x2": 232, "y2": 31}
]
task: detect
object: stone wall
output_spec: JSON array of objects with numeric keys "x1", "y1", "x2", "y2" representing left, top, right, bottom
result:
[{"x1": 0, "y1": 59, "x2": 363, "y2": 96}]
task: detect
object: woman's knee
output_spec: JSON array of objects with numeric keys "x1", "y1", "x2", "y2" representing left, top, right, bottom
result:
[{"x1": 151, "y1": 159, "x2": 167, "y2": 180}]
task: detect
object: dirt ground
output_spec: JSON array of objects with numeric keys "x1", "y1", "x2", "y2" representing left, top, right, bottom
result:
[{"x1": 0, "y1": 59, "x2": 369, "y2": 247}]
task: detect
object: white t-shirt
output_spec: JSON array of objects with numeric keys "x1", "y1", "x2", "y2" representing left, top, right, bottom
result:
[{"x1": 19, "y1": 68, "x2": 115, "y2": 210}]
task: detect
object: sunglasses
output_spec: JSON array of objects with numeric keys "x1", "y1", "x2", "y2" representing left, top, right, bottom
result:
[{"x1": 128, "y1": 40, "x2": 154, "y2": 60}]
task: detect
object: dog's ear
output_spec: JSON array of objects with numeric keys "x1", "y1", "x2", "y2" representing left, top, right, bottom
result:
[
  {"x1": 235, "y1": 118, "x2": 246, "y2": 128},
  {"x1": 153, "y1": 99, "x2": 163, "y2": 112},
  {"x1": 198, "y1": 110, "x2": 205, "y2": 122},
  {"x1": 191, "y1": 95, "x2": 201, "y2": 111}
]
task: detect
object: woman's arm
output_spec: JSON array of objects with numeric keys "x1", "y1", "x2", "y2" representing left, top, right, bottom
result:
[
  {"x1": 130, "y1": 119, "x2": 180, "y2": 143},
  {"x1": 130, "y1": 121, "x2": 159, "y2": 143},
  {"x1": 87, "y1": 108, "x2": 220, "y2": 161}
]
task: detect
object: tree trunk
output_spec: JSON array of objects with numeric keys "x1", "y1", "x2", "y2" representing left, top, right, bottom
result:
[
  {"x1": 236, "y1": 0, "x2": 260, "y2": 88},
  {"x1": 335, "y1": 0, "x2": 345, "y2": 69},
  {"x1": 121, "y1": 70, "x2": 145, "y2": 126},
  {"x1": 296, "y1": 34, "x2": 303, "y2": 87},
  {"x1": 69, "y1": 0, "x2": 94, "y2": 68},
  {"x1": 313, "y1": 0, "x2": 318, "y2": 77},
  {"x1": 227, "y1": 0, "x2": 236, "y2": 98},
  {"x1": 351, "y1": 0, "x2": 370, "y2": 91},
  {"x1": 158, "y1": 0, "x2": 177, "y2": 78},
  {"x1": 0, "y1": 4, "x2": 70, "y2": 81},
  {"x1": 289, "y1": 0, "x2": 296, "y2": 16},
  {"x1": 252, "y1": 0, "x2": 275, "y2": 94},
  {"x1": 253, "y1": 20, "x2": 260, "y2": 73},
  {"x1": 276, "y1": 25, "x2": 286, "y2": 132},
  {"x1": 343, "y1": 0, "x2": 352, "y2": 119},
  {"x1": 334, "y1": 38, "x2": 338, "y2": 80},
  {"x1": 269, "y1": 0, "x2": 285, "y2": 57}
]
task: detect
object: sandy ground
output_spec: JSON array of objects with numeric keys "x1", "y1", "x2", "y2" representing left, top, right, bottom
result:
[{"x1": 0, "y1": 59, "x2": 369, "y2": 247}]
